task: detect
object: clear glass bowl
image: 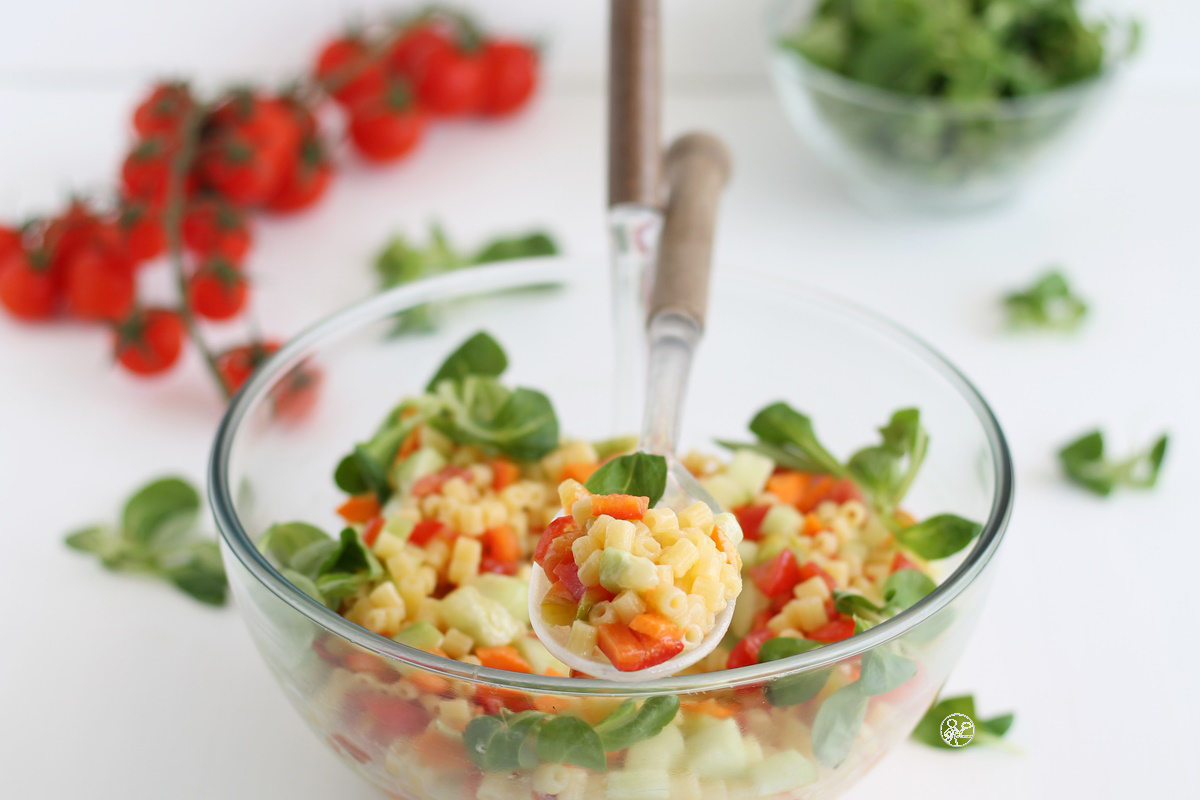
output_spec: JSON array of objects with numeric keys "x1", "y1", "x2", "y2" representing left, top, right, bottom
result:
[
  {"x1": 209, "y1": 259, "x2": 1013, "y2": 799},
  {"x1": 766, "y1": 0, "x2": 1136, "y2": 211}
]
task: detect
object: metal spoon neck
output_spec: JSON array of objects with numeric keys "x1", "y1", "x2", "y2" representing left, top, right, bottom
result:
[{"x1": 640, "y1": 311, "x2": 701, "y2": 455}]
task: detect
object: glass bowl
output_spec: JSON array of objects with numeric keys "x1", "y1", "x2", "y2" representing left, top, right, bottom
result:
[
  {"x1": 210, "y1": 258, "x2": 1013, "y2": 799},
  {"x1": 766, "y1": 0, "x2": 1137, "y2": 211}
]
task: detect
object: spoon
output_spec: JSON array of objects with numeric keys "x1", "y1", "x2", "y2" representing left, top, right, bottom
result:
[{"x1": 529, "y1": 132, "x2": 734, "y2": 681}]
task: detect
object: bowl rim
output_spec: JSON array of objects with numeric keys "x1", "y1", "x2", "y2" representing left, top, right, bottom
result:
[
  {"x1": 209, "y1": 258, "x2": 1014, "y2": 697},
  {"x1": 765, "y1": 0, "x2": 1136, "y2": 119}
]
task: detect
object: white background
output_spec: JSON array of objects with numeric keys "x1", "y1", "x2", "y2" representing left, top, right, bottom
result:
[{"x1": 1, "y1": 1, "x2": 1197, "y2": 798}]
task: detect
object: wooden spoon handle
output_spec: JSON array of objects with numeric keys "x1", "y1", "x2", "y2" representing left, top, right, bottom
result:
[
  {"x1": 647, "y1": 132, "x2": 733, "y2": 329},
  {"x1": 608, "y1": 0, "x2": 661, "y2": 208}
]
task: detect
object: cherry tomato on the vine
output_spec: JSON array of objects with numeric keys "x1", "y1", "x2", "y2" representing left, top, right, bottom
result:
[
  {"x1": 387, "y1": 23, "x2": 454, "y2": 82},
  {"x1": 195, "y1": 133, "x2": 277, "y2": 207},
  {"x1": 133, "y1": 82, "x2": 193, "y2": 137},
  {"x1": 215, "y1": 340, "x2": 280, "y2": 394},
  {"x1": 44, "y1": 201, "x2": 103, "y2": 275},
  {"x1": 314, "y1": 35, "x2": 386, "y2": 108},
  {"x1": 210, "y1": 91, "x2": 301, "y2": 191},
  {"x1": 417, "y1": 47, "x2": 484, "y2": 115},
  {"x1": 0, "y1": 226, "x2": 21, "y2": 262},
  {"x1": 64, "y1": 246, "x2": 135, "y2": 322},
  {"x1": 182, "y1": 197, "x2": 252, "y2": 262},
  {"x1": 479, "y1": 41, "x2": 538, "y2": 115},
  {"x1": 117, "y1": 200, "x2": 166, "y2": 264},
  {"x1": 348, "y1": 84, "x2": 426, "y2": 163},
  {"x1": 113, "y1": 307, "x2": 186, "y2": 376},
  {"x1": 188, "y1": 257, "x2": 248, "y2": 321},
  {"x1": 121, "y1": 136, "x2": 176, "y2": 207},
  {"x1": 267, "y1": 136, "x2": 333, "y2": 212},
  {"x1": 0, "y1": 248, "x2": 56, "y2": 320}
]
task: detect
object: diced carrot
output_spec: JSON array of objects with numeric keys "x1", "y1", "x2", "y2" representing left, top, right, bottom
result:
[
  {"x1": 597, "y1": 623, "x2": 650, "y2": 672},
  {"x1": 628, "y1": 613, "x2": 683, "y2": 644},
  {"x1": 337, "y1": 493, "x2": 381, "y2": 524},
  {"x1": 410, "y1": 728, "x2": 474, "y2": 769},
  {"x1": 396, "y1": 427, "x2": 422, "y2": 462},
  {"x1": 409, "y1": 671, "x2": 452, "y2": 696},
  {"x1": 363, "y1": 515, "x2": 385, "y2": 547},
  {"x1": 802, "y1": 476, "x2": 836, "y2": 513},
  {"x1": 802, "y1": 513, "x2": 824, "y2": 537},
  {"x1": 482, "y1": 524, "x2": 520, "y2": 564},
  {"x1": 344, "y1": 651, "x2": 399, "y2": 683},
  {"x1": 534, "y1": 693, "x2": 574, "y2": 714},
  {"x1": 475, "y1": 685, "x2": 533, "y2": 713},
  {"x1": 589, "y1": 494, "x2": 649, "y2": 520},
  {"x1": 491, "y1": 459, "x2": 521, "y2": 491},
  {"x1": 476, "y1": 646, "x2": 535, "y2": 674},
  {"x1": 681, "y1": 699, "x2": 738, "y2": 719},
  {"x1": 559, "y1": 461, "x2": 599, "y2": 484},
  {"x1": 543, "y1": 668, "x2": 563, "y2": 677},
  {"x1": 767, "y1": 471, "x2": 810, "y2": 507}
]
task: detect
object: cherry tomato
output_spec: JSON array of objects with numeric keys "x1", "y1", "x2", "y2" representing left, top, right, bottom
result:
[
  {"x1": 387, "y1": 23, "x2": 454, "y2": 81},
  {"x1": 807, "y1": 615, "x2": 856, "y2": 643},
  {"x1": 314, "y1": 35, "x2": 386, "y2": 108},
  {"x1": 210, "y1": 91, "x2": 302, "y2": 189},
  {"x1": 0, "y1": 226, "x2": 21, "y2": 262},
  {"x1": 188, "y1": 257, "x2": 248, "y2": 321},
  {"x1": 121, "y1": 136, "x2": 175, "y2": 207},
  {"x1": 271, "y1": 359, "x2": 322, "y2": 422},
  {"x1": 43, "y1": 201, "x2": 103, "y2": 275},
  {"x1": 733, "y1": 504, "x2": 772, "y2": 541},
  {"x1": 417, "y1": 47, "x2": 483, "y2": 115},
  {"x1": 117, "y1": 200, "x2": 166, "y2": 264},
  {"x1": 113, "y1": 307, "x2": 186, "y2": 375},
  {"x1": 132, "y1": 81, "x2": 193, "y2": 137},
  {"x1": 215, "y1": 340, "x2": 280, "y2": 394},
  {"x1": 348, "y1": 85, "x2": 426, "y2": 163},
  {"x1": 64, "y1": 247, "x2": 136, "y2": 321},
  {"x1": 479, "y1": 41, "x2": 538, "y2": 115},
  {"x1": 0, "y1": 248, "x2": 56, "y2": 320},
  {"x1": 749, "y1": 549, "x2": 804, "y2": 598},
  {"x1": 727, "y1": 628, "x2": 774, "y2": 670},
  {"x1": 182, "y1": 197, "x2": 251, "y2": 262},
  {"x1": 266, "y1": 136, "x2": 333, "y2": 212},
  {"x1": 195, "y1": 133, "x2": 277, "y2": 207}
]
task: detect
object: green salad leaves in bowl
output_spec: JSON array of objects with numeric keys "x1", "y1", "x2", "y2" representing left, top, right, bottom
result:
[{"x1": 767, "y1": 0, "x2": 1140, "y2": 210}]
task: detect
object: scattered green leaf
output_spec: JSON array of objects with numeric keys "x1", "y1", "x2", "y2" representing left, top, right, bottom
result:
[
  {"x1": 1058, "y1": 429, "x2": 1169, "y2": 496},
  {"x1": 592, "y1": 695, "x2": 680, "y2": 752},
  {"x1": 748, "y1": 402, "x2": 847, "y2": 478},
  {"x1": 894, "y1": 514, "x2": 983, "y2": 560},
  {"x1": 536, "y1": 716, "x2": 607, "y2": 771},
  {"x1": 757, "y1": 638, "x2": 831, "y2": 707},
  {"x1": 812, "y1": 683, "x2": 867, "y2": 768},
  {"x1": 1004, "y1": 271, "x2": 1089, "y2": 332},
  {"x1": 882, "y1": 568, "x2": 937, "y2": 612},
  {"x1": 426, "y1": 331, "x2": 509, "y2": 391},
  {"x1": 584, "y1": 452, "x2": 668, "y2": 507},
  {"x1": 912, "y1": 694, "x2": 1016, "y2": 750}
]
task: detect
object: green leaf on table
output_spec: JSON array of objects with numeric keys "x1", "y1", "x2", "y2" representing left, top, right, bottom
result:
[
  {"x1": 894, "y1": 514, "x2": 982, "y2": 560},
  {"x1": 1004, "y1": 271, "x2": 1089, "y2": 332},
  {"x1": 472, "y1": 231, "x2": 558, "y2": 264},
  {"x1": 749, "y1": 403, "x2": 847, "y2": 478},
  {"x1": 912, "y1": 694, "x2": 1015, "y2": 750},
  {"x1": 757, "y1": 638, "x2": 831, "y2": 707},
  {"x1": 812, "y1": 683, "x2": 868, "y2": 768},
  {"x1": 163, "y1": 540, "x2": 228, "y2": 606},
  {"x1": 426, "y1": 331, "x2": 509, "y2": 391},
  {"x1": 858, "y1": 649, "x2": 916, "y2": 696},
  {"x1": 882, "y1": 569, "x2": 937, "y2": 612},
  {"x1": 593, "y1": 695, "x2": 680, "y2": 752},
  {"x1": 121, "y1": 477, "x2": 200, "y2": 550},
  {"x1": 585, "y1": 452, "x2": 668, "y2": 507},
  {"x1": 536, "y1": 715, "x2": 607, "y2": 771},
  {"x1": 1058, "y1": 429, "x2": 1169, "y2": 497},
  {"x1": 65, "y1": 526, "x2": 117, "y2": 555}
]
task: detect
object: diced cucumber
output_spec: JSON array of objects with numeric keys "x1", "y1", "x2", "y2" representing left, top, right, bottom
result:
[
  {"x1": 685, "y1": 718, "x2": 747, "y2": 779},
  {"x1": 389, "y1": 446, "x2": 446, "y2": 495},
  {"x1": 624, "y1": 724, "x2": 685, "y2": 771},
  {"x1": 514, "y1": 636, "x2": 567, "y2": 676},
  {"x1": 605, "y1": 768, "x2": 672, "y2": 800},
  {"x1": 736, "y1": 539, "x2": 759, "y2": 570},
  {"x1": 730, "y1": 581, "x2": 769, "y2": 639},
  {"x1": 471, "y1": 573, "x2": 529, "y2": 624},
  {"x1": 594, "y1": 434, "x2": 639, "y2": 460},
  {"x1": 756, "y1": 534, "x2": 805, "y2": 567},
  {"x1": 726, "y1": 449, "x2": 775, "y2": 498},
  {"x1": 761, "y1": 504, "x2": 804, "y2": 539},
  {"x1": 714, "y1": 511, "x2": 743, "y2": 545},
  {"x1": 599, "y1": 549, "x2": 658, "y2": 593},
  {"x1": 382, "y1": 514, "x2": 415, "y2": 542},
  {"x1": 418, "y1": 425, "x2": 455, "y2": 456},
  {"x1": 393, "y1": 620, "x2": 444, "y2": 653},
  {"x1": 700, "y1": 474, "x2": 749, "y2": 511},
  {"x1": 440, "y1": 585, "x2": 523, "y2": 647},
  {"x1": 747, "y1": 750, "x2": 817, "y2": 795}
]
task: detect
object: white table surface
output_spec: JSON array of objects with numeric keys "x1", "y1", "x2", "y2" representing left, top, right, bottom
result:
[{"x1": 1, "y1": 18, "x2": 1196, "y2": 800}]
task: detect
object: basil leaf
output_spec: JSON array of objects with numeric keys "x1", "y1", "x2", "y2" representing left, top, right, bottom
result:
[
  {"x1": 981, "y1": 713, "x2": 1015, "y2": 737},
  {"x1": 757, "y1": 638, "x2": 830, "y2": 707},
  {"x1": 584, "y1": 452, "x2": 668, "y2": 507},
  {"x1": 464, "y1": 711, "x2": 547, "y2": 771},
  {"x1": 163, "y1": 541, "x2": 227, "y2": 606},
  {"x1": 434, "y1": 378, "x2": 559, "y2": 462},
  {"x1": 536, "y1": 716, "x2": 606, "y2": 771},
  {"x1": 288, "y1": 538, "x2": 343, "y2": 579},
  {"x1": 593, "y1": 695, "x2": 680, "y2": 752},
  {"x1": 426, "y1": 331, "x2": 508, "y2": 392},
  {"x1": 912, "y1": 694, "x2": 1015, "y2": 750},
  {"x1": 748, "y1": 403, "x2": 846, "y2": 478},
  {"x1": 1004, "y1": 271, "x2": 1089, "y2": 331},
  {"x1": 280, "y1": 568, "x2": 325, "y2": 604},
  {"x1": 894, "y1": 514, "x2": 982, "y2": 560},
  {"x1": 122, "y1": 477, "x2": 200, "y2": 551},
  {"x1": 314, "y1": 572, "x2": 370, "y2": 608},
  {"x1": 335, "y1": 418, "x2": 419, "y2": 501},
  {"x1": 833, "y1": 590, "x2": 884, "y2": 618},
  {"x1": 65, "y1": 526, "x2": 116, "y2": 556},
  {"x1": 847, "y1": 409, "x2": 928, "y2": 514},
  {"x1": 882, "y1": 569, "x2": 937, "y2": 612},
  {"x1": 715, "y1": 439, "x2": 828, "y2": 473},
  {"x1": 1058, "y1": 430, "x2": 1170, "y2": 497},
  {"x1": 329, "y1": 528, "x2": 382, "y2": 580},
  {"x1": 858, "y1": 649, "x2": 916, "y2": 696},
  {"x1": 846, "y1": 446, "x2": 899, "y2": 504},
  {"x1": 812, "y1": 683, "x2": 867, "y2": 768},
  {"x1": 258, "y1": 522, "x2": 331, "y2": 570},
  {"x1": 472, "y1": 232, "x2": 558, "y2": 264}
]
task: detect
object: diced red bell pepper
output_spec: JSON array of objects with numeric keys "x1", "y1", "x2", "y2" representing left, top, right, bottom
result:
[
  {"x1": 480, "y1": 556, "x2": 519, "y2": 575},
  {"x1": 807, "y1": 615, "x2": 855, "y2": 643},
  {"x1": 797, "y1": 561, "x2": 838, "y2": 593},
  {"x1": 475, "y1": 685, "x2": 533, "y2": 714},
  {"x1": 554, "y1": 559, "x2": 586, "y2": 601},
  {"x1": 727, "y1": 627, "x2": 773, "y2": 670},
  {"x1": 343, "y1": 651, "x2": 399, "y2": 684},
  {"x1": 534, "y1": 515, "x2": 581, "y2": 565},
  {"x1": 749, "y1": 549, "x2": 803, "y2": 598},
  {"x1": 597, "y1": 623, "x2": 651, "y2": 672},
  {"x1": 640, "y1": 630, "x2": 684, "y2": 668},
  {"x1": 349, "y1": 692, "x2": 432, "y2": 739},
  {"x1": 890, "y1": 552, "x2": 919, "y2": 575},
  {"x1": 733, "y1": 504, "x2": 772, "y2": 541},
  {"x1": 362, "y1": 515, "x2": 385, "y2": 547},
  {"x1": 409, "y1": 519, "x2": 449, "y2": 547},
  {"x1": 491, "y1": 458, "x2": 521, "y2": 491},
  {"x1": 410, "y1": 466, "x2": 472, "y2": 497}
]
